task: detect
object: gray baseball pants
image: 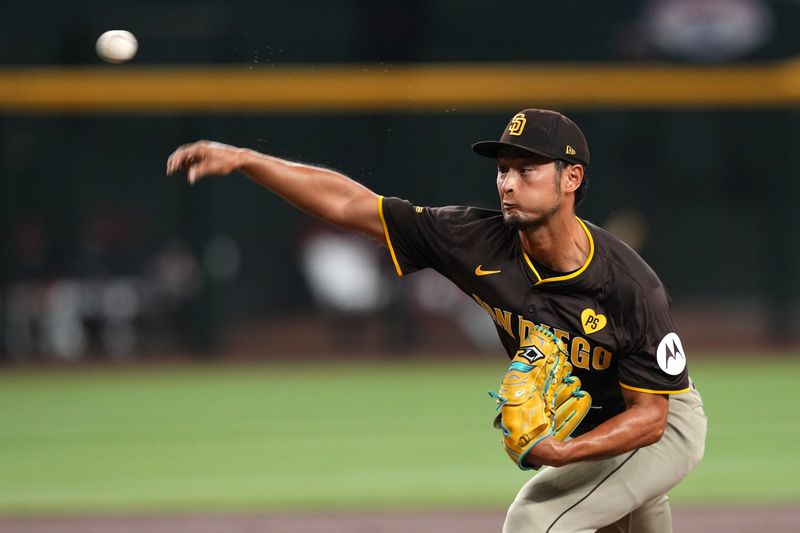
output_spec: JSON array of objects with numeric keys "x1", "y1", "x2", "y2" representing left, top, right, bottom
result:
[{"x1": 502, "y1": 385, "x2": 707, "y2": 533}]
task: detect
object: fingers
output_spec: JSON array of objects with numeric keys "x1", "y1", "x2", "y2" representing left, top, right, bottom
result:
[
  {"x1": 166, "y1": 143, "x2": 197, "y2": 175},
  {"x1": 166, "y1": 140, "x2": 238, "y2": 185},
  {"x1": 166, "y1": 141, "x2": 209, "y2": 185},
  {"x1": 187, "y1": 160, "x2": 206, "y2": 185}
]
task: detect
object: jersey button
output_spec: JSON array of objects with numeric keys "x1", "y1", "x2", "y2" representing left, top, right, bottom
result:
[{"x1": 527, "y1": 304, "x2": 535, "y2": 313}]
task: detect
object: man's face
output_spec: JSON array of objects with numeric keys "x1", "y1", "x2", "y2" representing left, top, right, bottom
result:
[{"x1": 496, "y1": 148, "x2": 563, "y2": 230}]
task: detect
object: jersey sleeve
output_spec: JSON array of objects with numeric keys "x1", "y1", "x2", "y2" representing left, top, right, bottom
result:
[
  {"x1": 617, "y1": 285, "x2": 691, "y2": 394},
  {"x1": 378, "y1": 196, "x2": 465, "y2": 276}
]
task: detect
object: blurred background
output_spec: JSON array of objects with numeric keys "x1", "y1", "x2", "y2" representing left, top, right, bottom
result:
[
  {"x1": 2, "y1": 0, "x2": 799, "y2": 363},
  {"x1": 1, "y1": 0, "x2": 799, "y2": 529}
]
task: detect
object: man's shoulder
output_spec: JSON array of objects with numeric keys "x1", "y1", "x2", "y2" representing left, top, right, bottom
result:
[
  {"x1": 585, "y1": 220, "x2": 663, "y2": 294},
  {"x1": 382, "y1": 197, "x2": 511, "y2": 245},
  {"x1": 425, "y1": 205, "x2": 513, "y2": 246},
  {"x1": 428, "y1": 204, "x2": 504, "y2": 226},
  {"x1": 384, "y1": 197, "x2": 500, "y2": 221},
  {"x1": 388, "y1": 197, "x2": 506, "y2": 231}
]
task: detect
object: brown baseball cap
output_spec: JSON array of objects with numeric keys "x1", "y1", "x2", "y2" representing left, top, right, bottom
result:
[{"x1": 472, "y1": 109, "x2": 590, "y2": 166}]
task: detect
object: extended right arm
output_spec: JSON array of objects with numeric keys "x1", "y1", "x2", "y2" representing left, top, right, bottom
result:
[{"x1": 166, "y1": 141, "x2": 386, "y2": 244}]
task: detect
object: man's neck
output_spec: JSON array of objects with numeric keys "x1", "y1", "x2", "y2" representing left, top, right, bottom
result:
[{"x1": 518, "y1": 214, "x2": 590, "y2": 273}]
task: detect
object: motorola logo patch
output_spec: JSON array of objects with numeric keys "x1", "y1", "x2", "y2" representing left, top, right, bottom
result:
[{"x1": 656, "y1": 332, "x2": 687, "y2": 375}]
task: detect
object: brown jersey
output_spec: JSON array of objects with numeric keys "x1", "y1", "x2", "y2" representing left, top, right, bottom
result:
[{"x1": 378, "y1": 196, "x2": 691, "y2": 435}]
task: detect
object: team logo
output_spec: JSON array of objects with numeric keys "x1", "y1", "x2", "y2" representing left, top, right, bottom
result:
[
  {"x1": 515, "y1": 346, "x2": 546, "y2": 364},
  {"x1": 581, "y1": 308, "x2": 607, "y2": 334},
  {"x1": 508, "y1": 113, "x2": 527, "y2": 136},
  {"x1": 566, "y1": 145, "x2": 577, "y2": 156},
  {"x1": 656, "y1": 332, "x2": 687, "y2": 375}
]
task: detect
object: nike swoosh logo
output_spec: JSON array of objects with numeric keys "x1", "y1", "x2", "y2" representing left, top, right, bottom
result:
[{"x1": 475, "y1": 265, "x2": 502, "y2": 276}]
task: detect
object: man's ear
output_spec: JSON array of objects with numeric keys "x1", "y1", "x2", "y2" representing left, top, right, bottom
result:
[{"x1": 562, "y1": 164, "x2": 584, "y2": 194}]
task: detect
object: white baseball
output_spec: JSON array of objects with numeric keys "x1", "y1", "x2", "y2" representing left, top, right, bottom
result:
[{"x1": 96, "y1": 30, "x2": 138, "y2": 63}]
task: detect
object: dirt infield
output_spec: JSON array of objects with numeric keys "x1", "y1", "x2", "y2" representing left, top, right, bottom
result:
[{"x1": 2, "y1": 507, "x2": 798, "y2": 532}]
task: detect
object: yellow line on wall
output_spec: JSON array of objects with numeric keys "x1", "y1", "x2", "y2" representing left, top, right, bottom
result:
[{"x1": 2, "y1": 61, "x2": 800, "y2": 113}]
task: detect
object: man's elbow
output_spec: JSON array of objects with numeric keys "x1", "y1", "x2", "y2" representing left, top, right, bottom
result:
[
  {"x1": 643, "y1": 424, "x2": 665, "y2": 446},
  {"x1": 625, "y1": 392, "x2": 670, "y2": 448},
  {"x1": 641, "y1": 415, "x2": 667, "y2": 447}
]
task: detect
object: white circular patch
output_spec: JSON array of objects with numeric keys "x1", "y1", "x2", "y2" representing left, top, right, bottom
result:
[{"x1": 656, "y1": 332, "x2": 687, "y2": 375}]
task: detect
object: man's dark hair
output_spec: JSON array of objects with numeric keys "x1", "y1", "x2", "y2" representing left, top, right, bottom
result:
[{"x1": 555, "y1": 159, "x2": 589, "y2": 207}]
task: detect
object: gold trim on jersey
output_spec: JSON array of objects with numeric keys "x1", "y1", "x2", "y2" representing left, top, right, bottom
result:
[
  {"x1": 619, "y1": 382, "x2": 691, "y2": 395},
  {"x1": 522, "y1": 217, "x2": 595, "y2": 285},
  {"x1": 378, "y1": 195, "x2": 404, "y2": 277}
]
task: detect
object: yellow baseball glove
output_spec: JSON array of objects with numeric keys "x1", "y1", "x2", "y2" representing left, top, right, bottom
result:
[{"x1": 490, "y1": 325, "x2": 592, "y2": 470}]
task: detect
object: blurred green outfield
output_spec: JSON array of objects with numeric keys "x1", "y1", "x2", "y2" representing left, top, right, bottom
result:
[{"x1": 0, "y1": 355, "x2": 797, "y2": 515}]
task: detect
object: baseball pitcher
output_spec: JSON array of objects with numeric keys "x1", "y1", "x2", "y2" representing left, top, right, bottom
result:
[{"x1": 167, "y1": 109, "x2": 707, "y2": 532}]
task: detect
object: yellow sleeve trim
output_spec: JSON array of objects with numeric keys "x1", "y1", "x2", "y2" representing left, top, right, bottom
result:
[
  {"x1": 619, "y1": 382, "x2": 691, "y2": 395},
  {"x1": 378, "y1": 195, "x2": 404, "y2": 278}
]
